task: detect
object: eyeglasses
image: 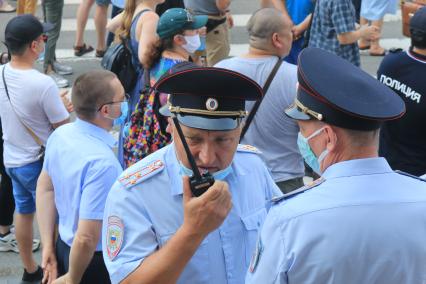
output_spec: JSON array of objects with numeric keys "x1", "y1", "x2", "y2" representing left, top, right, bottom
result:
[{"x1": 98, "y1": 93, "x2": 129, "y2": 111}]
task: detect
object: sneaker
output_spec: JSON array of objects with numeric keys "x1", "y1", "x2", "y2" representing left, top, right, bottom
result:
[
  {"x1": 48, "y1": 71, "x2": 69, "y2": 88},
  {"x1": 21, "y1": 266, "x2": 43, "y2": 284},
  {"x1": 0, "y1": 232, "x2": 41, "y2": 253},
  {"x1": 52, "y1": 61, "x2": 73, "y2": 75}
]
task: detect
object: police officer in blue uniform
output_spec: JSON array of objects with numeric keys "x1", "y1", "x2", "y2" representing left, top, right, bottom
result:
[
  {"x1": 246, "y1": 47, "x2": 426, "y2": 284},
  {"x1": 102, "y1": 63, "x2": 282, "y2": 284}
]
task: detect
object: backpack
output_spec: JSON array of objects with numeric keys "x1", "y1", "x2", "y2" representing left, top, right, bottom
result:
[
  {"x1": 101, "y1": 36, "x2": 137, "y2": 93},
  {"x1": 123, "y1": 70, "x2": 171, "y2": 168}
]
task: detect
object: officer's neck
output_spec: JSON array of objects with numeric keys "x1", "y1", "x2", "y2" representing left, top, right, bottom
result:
[{"x1": 412, "y1": 46, "x2": 426, "y2": 56}]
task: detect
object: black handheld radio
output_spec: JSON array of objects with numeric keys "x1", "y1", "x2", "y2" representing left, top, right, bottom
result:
[{"x1": 172, "y1": 116, "x2": 215, "y2": 197}]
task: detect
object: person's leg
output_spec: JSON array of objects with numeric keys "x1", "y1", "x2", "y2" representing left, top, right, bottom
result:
[
  {"x1": 24, "y1": 0, "x2": 37, "y2": 15},
  {"x1": 94, "y1": 1, "x2": 109, "y2": 56},
  {"x1": 369, "y1": 19, "x2": 385, "y2": 55},
  {"x1": 80, "y1": 252, "x2": 111, "y2": 284},
  {"x1": 0, "y1": 123, "x2": 14, "y2": 231},
  {"x1": 74, "y1": 0, "x2": 95, "y2": 48},
  {"x1": 6, "y1": 160, "x2": 42, "y2": 274},
  {"x1": 205, "y1": 21, "x2": 230, "y2": 67},
  {"x1": 106, "y1": 5, "x2": 123, "y2": 47},
  {"x1": 43, "y1": 0, "x2": 64, "y2": 72}
]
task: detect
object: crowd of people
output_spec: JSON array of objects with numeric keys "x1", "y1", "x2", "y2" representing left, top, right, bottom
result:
[{"x1": 0, "y1": 0, "x2": 426, "y2": 283}]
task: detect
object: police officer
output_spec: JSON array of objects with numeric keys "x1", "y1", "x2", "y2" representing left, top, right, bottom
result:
[
  {"x1": 246, "y1": 47, "x2": 426, "y2": 284},
  {"x1": 102, "y1": 63, "x2": 282, "y2": 284}
]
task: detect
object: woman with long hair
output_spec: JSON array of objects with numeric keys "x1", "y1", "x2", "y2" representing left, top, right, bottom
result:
[
  {"x1": 123, "y1": 8, "x2": 208, "y2": 167},
  {"x1": 107, "y1": 0, "x2": 165, "y2": 167}
]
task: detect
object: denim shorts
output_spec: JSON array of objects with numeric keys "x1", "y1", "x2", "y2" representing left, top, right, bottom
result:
[
  {"x1": 96, "y1": 0, "x2": 111, "y2": 6},
  {"x1": 6, "y1": 160, "x2": 43, "y2": 214}
]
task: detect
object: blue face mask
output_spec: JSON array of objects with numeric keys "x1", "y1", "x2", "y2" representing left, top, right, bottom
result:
[
  {"x1": 178, "y1": 162, "x2": 233, "y2": 180},
  {"x1": 297, "y1": 127, "x2": 329, "y2": 174},
  {"x1": 113, "y1": 101, "x2": 129, "y2": 127}
]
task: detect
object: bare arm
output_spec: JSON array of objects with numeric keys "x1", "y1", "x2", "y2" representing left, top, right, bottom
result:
[
  {"x1": 216, "y1": 0, "x2": 231, "y2": 13},
  {"x1": 36, "y1": 171, "x2": 58, "y2": 284},
  {"x1": 107, "y1": 12, "x2": 124, "y2": 33},
  {"x1": 122, "y1": 177, "x2": 232, "y2": 284},
  {"x1": 137, "y1": 11, "x2": 160, "y2": 69},
  {"x1": 337, "y1": 25, "x2": 379, "y2": 45}
]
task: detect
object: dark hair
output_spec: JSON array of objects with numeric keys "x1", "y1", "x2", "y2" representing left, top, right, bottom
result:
[
  {"x1": 71, "y1": 70, "x2": 117, "y2": 120},
  {"x1": 4, "y1": 41, "x2": 29, "y2": 56},
  {"x1": 411, "y1": 29, "x2": 426, "y2": 49},
  {"x1": 145, "y1": 30, "x2": 185, "y2": 69}
]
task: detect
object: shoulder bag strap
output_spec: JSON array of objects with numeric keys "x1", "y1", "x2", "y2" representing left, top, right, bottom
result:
[
  {"x1": 302, "y1": 0, "x2": 319, "y2": 48},
  {"x1": 240, "y1": 56, "x2": 283, "y2": 141},
  {"x1": 2, "y1": 66, "x2": 44, "y2": 147}
]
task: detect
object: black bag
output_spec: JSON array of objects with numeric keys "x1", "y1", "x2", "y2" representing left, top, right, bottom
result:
[{"x1": 101, "y1": 36, "x2": 137, "y2": 93}]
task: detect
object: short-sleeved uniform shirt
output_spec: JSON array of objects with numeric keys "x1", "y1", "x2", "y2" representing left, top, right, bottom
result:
[
  {"x1": 309, "y1": 0, "x2": 360, "y2": 66},
  {"x1": 102, "y1": 143, "x2": 282, "y2": 284},
  {"x1": 246, "y1": 158, "x2": 426, "y2": 284},
  {"x1": 378, "y1": 48, "x2": 426, "y2": 176},
  {"x1": 44, "y1": 119, "x2": 122, "y2": 251}
]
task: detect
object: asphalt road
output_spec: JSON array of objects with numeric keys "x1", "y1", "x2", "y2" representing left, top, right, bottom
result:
[{"x1": 0, "y1": 0, "x2": 410, "y2": 282}]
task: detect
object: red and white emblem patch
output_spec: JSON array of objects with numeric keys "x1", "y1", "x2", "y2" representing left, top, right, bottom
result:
[{"x1": 106, "y1": 216, "x2": 124, "y2": 260}]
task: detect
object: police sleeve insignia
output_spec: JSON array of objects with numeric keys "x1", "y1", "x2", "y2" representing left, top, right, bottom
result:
[{"x1": 106, "y1": 216, "x2": 124, "y2": 260}]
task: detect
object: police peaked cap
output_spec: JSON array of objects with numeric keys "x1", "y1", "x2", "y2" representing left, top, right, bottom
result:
[
  {"x1": 155, "y1": 62, "x2": 263, "y2": 130},
  {"x1": 285, "y1": 47, "x2": 406, "y2": 130}
]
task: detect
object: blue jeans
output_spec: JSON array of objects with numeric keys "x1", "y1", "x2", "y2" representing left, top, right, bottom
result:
[{"x1": 6, "y1": 160, "x2": 43, "y2": 214}]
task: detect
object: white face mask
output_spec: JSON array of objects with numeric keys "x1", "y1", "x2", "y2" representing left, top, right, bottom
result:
[{"x1": 182, "y1": 34, "x2": 201, "y2": 54}]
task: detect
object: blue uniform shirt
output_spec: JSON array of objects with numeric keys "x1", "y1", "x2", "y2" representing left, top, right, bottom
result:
[
  {"x1": 102, "y1": 143, "x2": 282, "y2": 284},
  {"x1": 246, "y1": 157, "x2": 426, "y2": 284},
  {"x1": 44, "y1": 119, "x2": 122, "y2": 251}
]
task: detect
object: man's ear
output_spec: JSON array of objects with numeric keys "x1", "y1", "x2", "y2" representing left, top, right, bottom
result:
[
  {"x1": 271, "y1": 32, "x2": 283, "y2": 49},
  {"x1": 324, "y1": 125, "x2": 338, "y2": 152}
]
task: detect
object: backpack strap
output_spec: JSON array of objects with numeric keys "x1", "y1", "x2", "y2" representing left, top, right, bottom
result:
[{"x1": 130, "y1": 9, "x2": 151, "y2": 41}]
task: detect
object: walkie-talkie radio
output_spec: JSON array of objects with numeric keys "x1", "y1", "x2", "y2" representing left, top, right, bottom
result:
[{"x1": 172, "y1": 116, "x2": 215, "y2": 197}]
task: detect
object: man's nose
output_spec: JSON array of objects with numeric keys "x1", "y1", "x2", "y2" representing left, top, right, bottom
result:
[{"x1": 197, "y1": 143, "x2": 215, "y2": 165}]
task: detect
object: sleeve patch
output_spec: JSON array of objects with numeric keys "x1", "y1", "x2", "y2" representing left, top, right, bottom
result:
[
  {"x1": 106, "y1": 216, "x2": 124, "y2": 260},
  {"x1": 118, "y1": 160, "x2": 164, "y2": 189}
]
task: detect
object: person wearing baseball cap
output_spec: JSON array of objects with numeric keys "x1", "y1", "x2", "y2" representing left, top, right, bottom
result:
[
  {"x1": 247, "y1": 47, "x2": 426, "y2": 284},
  {"x1": 378, "y1": 6, "x2": 426, "y2": 177},
  {"x1": 102, "y1": 63, "x2": 282, "y2": 284},
  {"x1": 0, "y1": 14, "x2": 70, "y2": 284}
]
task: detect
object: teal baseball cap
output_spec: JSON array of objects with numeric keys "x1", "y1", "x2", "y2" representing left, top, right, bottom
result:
[{"x1": 157, "y1": 8, "x2": 208, "y2": 39}]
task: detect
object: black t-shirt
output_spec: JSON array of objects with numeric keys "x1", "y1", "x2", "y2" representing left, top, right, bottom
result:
[{"x1": 377, "y1": 47, "x2": 426, "y2": 176}]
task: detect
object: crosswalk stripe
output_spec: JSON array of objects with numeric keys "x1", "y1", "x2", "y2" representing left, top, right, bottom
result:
[{"x1": 54, "y1": 37, "x2": 411, "y2": 61}]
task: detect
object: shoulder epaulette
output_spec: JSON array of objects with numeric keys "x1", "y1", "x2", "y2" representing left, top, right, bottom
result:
[
  {"x1": 237, "y1": 144, "x2": 261, "y2": 154},
  {"x1": 118, "y1": 160, "x2": 164, "y2": 189},
  {"x1": 395, "y1": 170, "x2": 426, "y2": 182},
  {"x1": 389, "y1": 48, "x2": 403, "y2": 53},
  {"x1": 271, "y1": 177, "x2": 325, "y2": 204}
]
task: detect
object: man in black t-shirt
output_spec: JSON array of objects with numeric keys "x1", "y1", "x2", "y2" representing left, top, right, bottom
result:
[{"x1": 378, "y1": 7, "x2": 426, "y2": 176}]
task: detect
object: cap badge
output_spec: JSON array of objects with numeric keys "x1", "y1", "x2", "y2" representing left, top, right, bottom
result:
[{"x1": 206, "y1": 98, "x2": 219, "y2": 111}]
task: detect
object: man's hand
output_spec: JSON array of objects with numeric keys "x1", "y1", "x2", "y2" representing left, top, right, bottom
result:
[
  {"x1": 41, "y1": 246, "x2": 58, "y2": 284},
  {"x1": 60, "y1": 90, "x2": 74, "y2": 113},
  {"x1": 292, "y1": 24, "x2": 305, "y2": 41},
  {"x1": 52, "y1": 273, "x2": 76, "y2": 284},
  {"x1": 181, "y1": 176, "x2": 232, "y2": 238},
  {"x1": 359, "y1": 25, "x2": 380, "y2": 41}
]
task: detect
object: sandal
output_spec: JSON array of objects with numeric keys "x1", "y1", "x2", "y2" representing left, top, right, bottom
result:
[
  {"x1": 95, "y1": 49, "x2": 106, "y2": 58},
  {"x1": 0, "y1": 3, "x2": 16, "y2": 13},
  {"x1": 358, "y1": 44, "x2": 371, "y2": 51},
  {"x1": 73, "y1": 43, "x2": 94, "y2": 57}
]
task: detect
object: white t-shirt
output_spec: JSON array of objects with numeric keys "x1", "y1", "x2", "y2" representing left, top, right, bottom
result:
[
  {"x1": 0, "y1": 64, "x2": 69, "y2": 168},
  {"x1": 215, "y1": 56, "x2": 304, "y2": 182}
]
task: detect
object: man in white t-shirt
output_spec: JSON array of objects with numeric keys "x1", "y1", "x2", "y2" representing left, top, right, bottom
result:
[
  {"x1": 0, "y1": 14, "x2": 69, "y2": 284},
  {"x1": 216, "y1": 8, "x2": 305, "y2": 193}
]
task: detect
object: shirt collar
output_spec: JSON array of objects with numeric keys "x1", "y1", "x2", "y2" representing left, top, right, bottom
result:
[
  {"x1": 74, "y1": 118, "x2": 117, "y2": 148},
  {"x1": 322, "y1": 157, "x2": 393, "y2": 180},
  {"x1": 408, "y1": 46, "x2": 426, "y2": 62},
  {"x1": 166, "y1": 144, "x2": 185, "y2": 196}
]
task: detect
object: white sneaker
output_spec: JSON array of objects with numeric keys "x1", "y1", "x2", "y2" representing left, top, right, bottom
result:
[
  {"x1": 0, "y1": 233, "x2": 41, "y2": 253},
  {"x1": 48, "y1": 72, "x2": 69, "y2": 88},
  {"x1": 52, "y1": 61, "x2": 73, "y2": 75}
]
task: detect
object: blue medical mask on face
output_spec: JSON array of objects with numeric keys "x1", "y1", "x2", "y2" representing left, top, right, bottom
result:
[
  {"x1": 297, "y1": 127, "x2": 329, "y2": 174},
  {"x1": 113, "y1": 101, "x2": 129, "y2": 127},
  {"x1": 178, "y1": 161, "x2": 233, "y2": 180}
]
